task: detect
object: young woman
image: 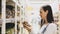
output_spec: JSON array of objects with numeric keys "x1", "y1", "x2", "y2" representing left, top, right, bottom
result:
[
  {"x1": 38, "y1": 5, "x2": 57, "y2": 34},
  {"x1": 23, "y1": 5, "x2": 57, "y2": 34}
]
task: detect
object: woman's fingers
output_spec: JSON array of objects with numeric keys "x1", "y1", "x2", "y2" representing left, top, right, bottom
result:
[
  {"x1": 22, "y1": 21, "x2": 32, "y2": 32},
  {"x1": 23, "y1": 24, "x2": 32, "y2": 32}
]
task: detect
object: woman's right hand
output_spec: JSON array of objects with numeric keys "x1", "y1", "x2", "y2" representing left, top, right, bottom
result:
[{"x1": 23, "y1": 21, "x2": 32, "y2": 32}]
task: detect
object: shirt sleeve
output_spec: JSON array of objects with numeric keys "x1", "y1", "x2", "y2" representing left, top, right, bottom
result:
[
  {"x1": 44, "y1": 24, "x2": 57, "y2": 34},
  {"x1": 30, "y1": 27, "x2": 39, "y2": 34},
  {"x1": 30, "y1": 24, "x2": 40, "y2": 34}
]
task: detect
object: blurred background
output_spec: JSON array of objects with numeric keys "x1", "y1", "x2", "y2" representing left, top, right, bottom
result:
[{"x1": 0, "y1": 0, "x2": 60, "y2": 34}]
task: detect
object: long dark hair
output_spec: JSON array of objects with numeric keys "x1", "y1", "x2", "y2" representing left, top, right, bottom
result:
[{"x1": 41, "y1": 5, "x2": 54, "y2": 26}]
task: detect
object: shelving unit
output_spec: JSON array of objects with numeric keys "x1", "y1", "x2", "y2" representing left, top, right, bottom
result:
[{"x1": 1, "y1": 0, "x2": 21, "y2": 34}]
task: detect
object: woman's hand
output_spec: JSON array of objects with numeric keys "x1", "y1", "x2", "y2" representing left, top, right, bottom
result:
[{"x1": 23, "y1": 21, "x2": 32, "y2": 32}]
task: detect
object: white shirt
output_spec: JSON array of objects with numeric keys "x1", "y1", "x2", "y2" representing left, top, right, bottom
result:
[
  {"x1": 30, "y1": 22, "x2": 40, "y2": 34},
  {"x1": 39, "y1": 23, "x2": 57, "y2": 34},
  {"x1": 30, "y1": 23, "x2": 57, "y2": 34}
]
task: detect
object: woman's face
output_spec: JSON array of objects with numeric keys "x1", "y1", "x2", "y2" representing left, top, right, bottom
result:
[{"x1": 40, "y1": 8, "x2": 48, "y2": 19}]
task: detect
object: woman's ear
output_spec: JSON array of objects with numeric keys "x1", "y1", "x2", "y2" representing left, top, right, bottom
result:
[
  {"x1": 46, "y1": 10, "x2": 48, "y2": 15},
  {"x1": 45, "y1": 10, "x2": 48, "y2": 16}
]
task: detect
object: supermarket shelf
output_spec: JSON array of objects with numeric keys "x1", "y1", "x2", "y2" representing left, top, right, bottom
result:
[{"x1": 0, "y1": 18, "x2": 15, "y2": 23}]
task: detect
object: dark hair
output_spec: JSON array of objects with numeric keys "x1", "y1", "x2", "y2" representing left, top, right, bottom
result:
[
  {"x1": 41, "y1": 5, "x2": 54, "y2": 23},
  {"x1": 41, "y1": 5, "x2": 54, "y2": 26}
]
